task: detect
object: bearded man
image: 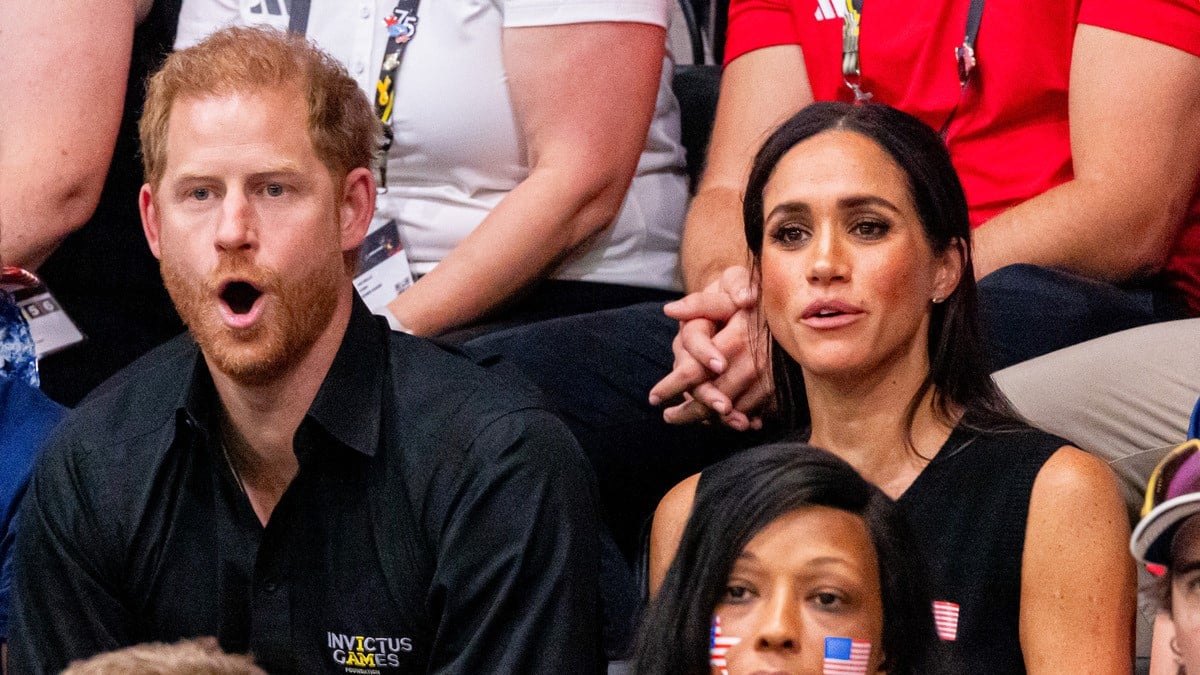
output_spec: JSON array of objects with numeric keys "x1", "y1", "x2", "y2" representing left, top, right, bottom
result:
[{"x1": 7, "y1": 27, "x2": 601, "y2": 674}]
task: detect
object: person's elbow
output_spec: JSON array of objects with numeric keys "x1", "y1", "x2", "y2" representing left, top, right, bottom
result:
[
  {"x1": 1, "y1": 171, "x2": 106, "y2": 268},
  {"x1": 535, "y1": 155, "x2": 639, "y2": 250},
  {"x1": 1111, "y1": 189, "x2": 1188, "y2": 281}
]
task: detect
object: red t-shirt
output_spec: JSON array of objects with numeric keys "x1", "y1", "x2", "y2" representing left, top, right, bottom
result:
[{"x1": 725, "y1": 0, "x2": 1200, "y2": 313}]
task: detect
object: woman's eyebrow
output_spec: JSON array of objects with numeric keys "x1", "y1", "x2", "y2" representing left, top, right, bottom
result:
[
  {"x1": 766, "y1": 202, "x2": 811, "y2": 221},
  {"x1": 838, "y1": 195, "x2": 901, "y2": 214}
]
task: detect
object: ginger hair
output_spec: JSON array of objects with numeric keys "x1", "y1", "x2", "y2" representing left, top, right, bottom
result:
[{"x1": 139, "y1": 26, "x2": 378, "y2": 186}]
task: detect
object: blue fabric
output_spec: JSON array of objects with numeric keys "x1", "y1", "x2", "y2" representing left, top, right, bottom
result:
[
  {"x1": 0, "y1": 290, "x2": 39, "y2": 388},
  {"x1": 977, "y1": 264, "x2": 1185, "y2": 371},
  {"x1": 0, "y1": 376, "x2": 66, "y2": 640}
]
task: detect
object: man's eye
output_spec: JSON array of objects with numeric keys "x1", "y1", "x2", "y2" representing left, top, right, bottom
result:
[
  {"x1": 191, "y1": 188, "x2": 211, "y2": 201},
  {"x1": 265, "y1": 183, "x2": 285, "y2": 197}
]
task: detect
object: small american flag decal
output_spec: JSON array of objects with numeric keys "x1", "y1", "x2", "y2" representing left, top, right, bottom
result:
[
  {"x1": 932, "y1": 600, "x2": 960, "y2": 641},
  {"x1": 823, "y1": 636, "x2": 871, "y2": 674}
]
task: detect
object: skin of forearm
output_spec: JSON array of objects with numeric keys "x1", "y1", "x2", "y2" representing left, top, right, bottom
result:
[
  {"x1": 972, "y1": 174, "x2": 1185, "y2": 282},
  {"x1": 388, "y1": 165, "x2": 628, "y2": 335},
  {"x1": 0, "y1": 181, "x2": 102, "y2": 269},
  {"x1": 679, "y1": 185, "x2": 754, "y2": 292}
]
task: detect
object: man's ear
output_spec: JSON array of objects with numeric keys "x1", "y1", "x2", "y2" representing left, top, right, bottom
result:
[
  {"x1": 338, "y1": 167, "x2": 375, "y2": 253},
  {"x1": 139, "y1": 184, "x2": 163, "y2": 260},
  {"x1": 933, "y1": 237, "x2": 967, "y2": 301}
]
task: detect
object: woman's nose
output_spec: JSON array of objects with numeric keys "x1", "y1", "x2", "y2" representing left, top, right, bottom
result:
[
  {"x1": 754, "y1": 591, "x2": 802, "y2": 653},
  {"x1": 807, "y1": 223, "x2": 849, "y2": 284}
]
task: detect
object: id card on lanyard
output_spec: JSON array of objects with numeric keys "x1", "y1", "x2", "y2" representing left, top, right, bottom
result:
[
  {"x1": 840, "y1": 0, "x2": 985, "y2": 136},
  {"x1": 285, "y1": 1, "x2": 423, "y2": 319}
]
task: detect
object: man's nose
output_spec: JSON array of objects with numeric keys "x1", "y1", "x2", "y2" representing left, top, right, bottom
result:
[{"x1": 215, "y1": 191, "x2": 257, "y2": 252}]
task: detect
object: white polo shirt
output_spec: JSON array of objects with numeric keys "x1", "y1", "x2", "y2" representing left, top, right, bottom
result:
[{"x1": 175, "y1": 0, "x2": 687, "y2": 291}]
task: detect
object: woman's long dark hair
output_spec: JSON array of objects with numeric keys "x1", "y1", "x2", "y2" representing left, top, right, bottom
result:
[
  {"x1": 743, "y1": 102, "x2": 1019, "y2": 438},
  {"x1": 632, "y1": 443, "x2": 946, "y2": 674}
]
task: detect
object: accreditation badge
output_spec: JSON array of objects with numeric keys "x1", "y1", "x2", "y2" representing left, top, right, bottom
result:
[
  {"x1": 353, "y1": 219, "x2": 414, "y2": 318},
  {"x1": 1, "y1": 267, "x2": 85, "y2": 359}
]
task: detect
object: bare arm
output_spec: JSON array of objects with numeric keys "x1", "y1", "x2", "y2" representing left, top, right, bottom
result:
[
  {"x1": 647, "y1": 473, "x2": 700, "y2": 596},
  {"x1": 680, "y1": 45, "x2": 813, "y2": 291},
  {"x1": 1020, "y1": 446, "x2": 1136, "y2": 673},
  {"x1": 0, "y1": 0, "x2": 139, "y2": 269},
  {"x1": 647, "y1": 46, "x2": 812, "y2": 427},
  {"x1": 972, "y1": 26, "x2": 1200, "y2": 281},
  {"x1": 386, "y1": 22, "x2": 664, "y2": 336}
]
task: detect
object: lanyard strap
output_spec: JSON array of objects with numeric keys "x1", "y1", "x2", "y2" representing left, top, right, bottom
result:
[
  {"x1": 287, "y1": 0, "x2": 311, "y2": 34},
  {"x1": 841, "y1": 0, "x2": 986, "y2": 106},
  {"x1": 375, "y1": 0, "x2": 422, "y2": 193}
]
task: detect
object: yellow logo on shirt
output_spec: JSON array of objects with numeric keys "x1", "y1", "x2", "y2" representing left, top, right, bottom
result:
[{"x1": 327, "y1": 632, "x2": 413, "y2": 672}]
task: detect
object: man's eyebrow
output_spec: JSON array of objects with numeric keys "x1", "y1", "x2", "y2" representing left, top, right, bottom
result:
[{"x1": 1174, "y1": 558, "x2": 1200, "y2": 576}]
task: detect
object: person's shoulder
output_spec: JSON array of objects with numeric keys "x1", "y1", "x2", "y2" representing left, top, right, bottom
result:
[
  {"x1": 961, "y1": 416, "x2": 1071, "y2": 464},
  {"x1": 42, "y1": 334, "x2": 197, "y2": 473},
  {"x1": 1032, "y1": 444, "x2": 1118, "y2": 505},
  {"x1": 386, "y1": 331, "x2": 548, "y2": 432}
]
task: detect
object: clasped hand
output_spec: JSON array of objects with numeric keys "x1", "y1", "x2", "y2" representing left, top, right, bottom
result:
[{"x1": 648, "y1": 266, "x2": 772, "y2": 430}]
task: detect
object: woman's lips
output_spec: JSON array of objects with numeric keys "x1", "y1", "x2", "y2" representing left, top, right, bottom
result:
[{"x1": 800, "y1": 299, "x2": 864, "y2": 329}]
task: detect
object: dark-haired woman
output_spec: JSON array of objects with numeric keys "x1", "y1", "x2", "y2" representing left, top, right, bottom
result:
[
  {"x1": 649, "y1": 102, "x2": 1135, "y2": 673},
  {"x1": 635, "y1": 443, "x2": 945, "y2": 675}
]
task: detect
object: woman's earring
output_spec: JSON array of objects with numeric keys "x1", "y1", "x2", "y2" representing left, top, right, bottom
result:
[{"x1": 932, "y1": 296, "x2": 944, "y2": 304}]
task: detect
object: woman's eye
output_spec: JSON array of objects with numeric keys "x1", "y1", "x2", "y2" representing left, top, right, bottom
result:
[
  {"x1": 851, "y1": 220, "x2": 890, "y2": 239},
  {"x1": 770, "y1": 224, "x2": 810, "y2": 245},
  {"x1": 724, "y1": 585, "x2": 753, "y2": 602},
  {"x1": 811, "y1": 591, "x2": 845, "y2": 610},
  {"x1": 265, "y1": 183, "x2": 285, "y2": 197}
]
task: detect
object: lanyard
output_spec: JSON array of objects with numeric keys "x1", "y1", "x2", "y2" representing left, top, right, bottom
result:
[
  {"x1": 285, "y1": 1, "x2": 420, "y2": 191},
  {"x1": 841, "y1": 0, "x2": 986, "y2": 132},
  {"x1": 374, "y1": 0, "x2": 422, "y2": 193}
]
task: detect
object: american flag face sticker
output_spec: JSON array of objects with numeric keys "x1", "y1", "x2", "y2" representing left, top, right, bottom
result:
[
  {"x1": 932, "y1": 600, "x2": 960, "y2": 641},
  {"x1": 823, "y1": 636, "x2": 871, "y2": 675},
  {"x1": 709, "y1": 616, "x2": 741, "y2": 674}
]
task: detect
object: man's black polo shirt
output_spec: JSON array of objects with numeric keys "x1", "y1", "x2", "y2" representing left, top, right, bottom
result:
[{"x1": 9, "y1": 298, "x2": 602, "y2": 673}]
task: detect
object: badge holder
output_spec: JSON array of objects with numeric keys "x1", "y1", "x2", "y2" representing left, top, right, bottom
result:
[
  {"x1": 0, "y1": 266, "x2": 85, "y2": 360},
  {"x1": 353, "y1": 219, "x2": 415, "y2": 318}
]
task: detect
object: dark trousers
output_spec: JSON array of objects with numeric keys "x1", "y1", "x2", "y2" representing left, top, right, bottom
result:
[{"x1": 978, "y1": 264, "x2": 1186, "y2": 370}]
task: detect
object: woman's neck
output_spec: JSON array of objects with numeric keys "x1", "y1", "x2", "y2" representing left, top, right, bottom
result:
[{"x1": 805, "y1": 359, "x2": 959, "y2": 499}]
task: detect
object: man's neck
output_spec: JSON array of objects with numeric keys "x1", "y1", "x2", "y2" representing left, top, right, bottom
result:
[{"x1": 208, "y1": 294, "x2": 353, "y2": 525}]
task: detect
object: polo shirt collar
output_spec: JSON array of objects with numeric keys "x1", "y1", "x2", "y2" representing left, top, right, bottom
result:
[
  {"x1": 306, "y1": 295, "x2": 385, "y2": 458},
  {"x1": 179, "y1": 294, "x2": 386, "y2": 458}
]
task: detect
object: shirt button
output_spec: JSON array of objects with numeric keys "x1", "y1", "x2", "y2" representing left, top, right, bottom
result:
[
  {"x1": 263, "y1": 580, "x2": 280, "y2": 594},
  {"x1": 354, "y1": 61, "x2": 366, "y2": 74},
  {"x1": 361, "y1": 5, "x2": 371, "y2": 18}
]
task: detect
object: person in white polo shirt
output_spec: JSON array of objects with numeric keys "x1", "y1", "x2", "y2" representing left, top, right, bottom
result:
[{"x1": 175, "y1": 0, "x2": 688, "y2": 339}]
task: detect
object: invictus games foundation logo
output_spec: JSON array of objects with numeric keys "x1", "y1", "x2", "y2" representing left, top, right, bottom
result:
[{"x1": 326, "y1": 632, "x2": 413, "y2": 673}]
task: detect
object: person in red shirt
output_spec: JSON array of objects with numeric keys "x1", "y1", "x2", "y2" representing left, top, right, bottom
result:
[{"x1": 654, "y1": 0, "x2": 1200, "y2": 429}]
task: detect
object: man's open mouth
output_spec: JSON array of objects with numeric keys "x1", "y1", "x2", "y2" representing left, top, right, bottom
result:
[{"x1": 220, "y1": 281, "x2": 264, "y2": 315}]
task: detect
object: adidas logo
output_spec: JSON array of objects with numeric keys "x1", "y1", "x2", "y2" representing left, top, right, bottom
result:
[
  {"x1": 814, "y1": 0, "x2": 848, "y2": 21},
  {"x1": 244, "y1": 0, "x2": 289, "y2": 18}
]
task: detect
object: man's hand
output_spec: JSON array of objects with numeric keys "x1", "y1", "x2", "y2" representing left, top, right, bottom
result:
[{"x1": 648, "y1": 265, "x2": 772, "y2": 430}]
